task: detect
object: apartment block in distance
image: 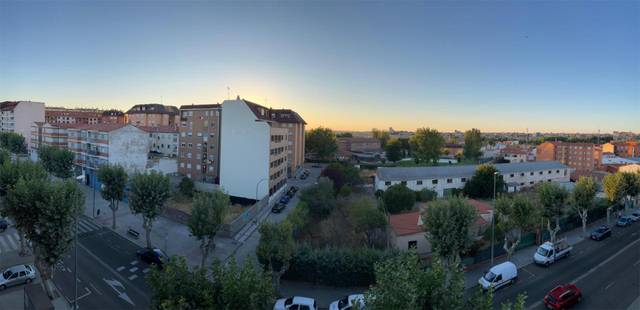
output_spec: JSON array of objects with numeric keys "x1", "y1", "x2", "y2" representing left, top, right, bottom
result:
[
  {"x1": 67, "y1": 124, "x2": 149, "y2": 188},
  {"x1": 219, "y1": 98, "x2": 292, "y2": 202},
  {"x1": 269, "y1": 109, "x2": 306, "y2": 176},
  {"x1": 126, "y1": 104, "x2": 179, "y2": 127},
  {"x1": 138, "y1": 125, "x2": 179, "y2": 158},
  {"x1": 603, "y1": 141, "x2": 640, "y2": 158},
  {"x1": 177, "y1": 104, "x2": 222, "y2": 183},
  {"x1": 101, "y1": 109, "x2": 127, "y2": 124},
  {"x1": 537, "y1": 141, "x2": 602, "y2": 173},
  {"x1": 29, "y1": 122, "x2": 77, "y2": 160},
  {"x1": 45, "y1": 107, "x2": 101, "y2": 125},
  {"x1": 0, "y1": 101, "x2": 45, "y2": 143}
]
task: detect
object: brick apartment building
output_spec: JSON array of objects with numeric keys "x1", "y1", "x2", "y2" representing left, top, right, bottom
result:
[
  {"x1": 536, "y1": 141, "x2": 602, "y2": 173},
  {"x1": 45, "y1": 107, "x2": 101, "y2": 125},
  {"x1": 603, "y1": 141, "x2": 639, "y2": 158},
  {"x1": 337, "y1": 137, "x2": 382, "y2": 161},
  {"x1": 500, "y1": 146, "x2": 529, "y2": 163},
  {"x1": 101, "y1": 109, "x2": 127, "y2": 124},
  {"x1": 176, "y1": 104, "x2": 222, "y2": 183},
  {"x1": 270, "y1": 109, "x2": 306, "y2": 176},
  {"x1": 126, "y1": 104, "x2": 179, "y2": 127},
  {"x1": 30, "y1": 122, "x2": 76, "y2": 157}
]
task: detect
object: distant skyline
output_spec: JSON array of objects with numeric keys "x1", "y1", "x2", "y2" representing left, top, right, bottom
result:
[{"x1": 1, "y1": 1, "x2": 638, "y2": 133}]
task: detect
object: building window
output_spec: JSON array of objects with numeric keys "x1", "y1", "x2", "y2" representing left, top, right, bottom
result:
[
  {"x1": 556, "y1": 170, "x2": 560, "y2": 173},
  {"x1": 432, "y1": 179, "x2": 438, "y2": 184},
  {"x1": 180, "y1": 163, "x2": 184, "y2": 168},
  {"x1": 461, "y1": 178, "x2": 466, "y2": 182},
  {"x1": 521, "y1": 173, "x2": 525, "y2": 177},
  {"x1": 530, "y1": 181, "x2": 534, "y2": 185},
  {"x1": 408, "y1": 241, "x2": 417, "y2": 249},
  {"x1": 447, "y1": 178, "x2": 453, "y2": 183},
  {"x1": 539, "y1": 171, "x2": 543, "y2": 175},
  {"x1": 417, "y1": 180, "x2": 423, "y2": 185},
  {"x1": 401, "y1": 181, "x2": 407, "y2": 186},
  {"x1": 530, "y1": 172, "x2": 534, "y2": 176},
  {"x1": 385, "y1": 181, "x2": 391, "y2": 186},
  {"x1": 510, "y1": 174, "x2": 514, "y2": 178},
  {"x1": 196, "y1": 164, "x2": 200, "y2": 170},
  {"x1": 187, "y1": 163, "x2": 191, "y2": 169},
  {"x1": 548, "y1": 170, "x2": 552, "y2": 174}
]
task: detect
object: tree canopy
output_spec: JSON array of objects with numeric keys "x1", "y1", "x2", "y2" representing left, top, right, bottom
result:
[
  {"x1": 424, "y1": 197, "x2": 477, "y2": 268},
  {"x1": 320, "y1": 162, "x2": 361, "y2": 193},
  {"x1": 146, "y1": 256, "x2": 215, "y2": 310},
  {"x1": 463, "y1": 164, "x2": 505, "y2": 199},
  {"x1": 409, "y1": 128, "x2": 444, "y2": 164},
  {"x1": 537, "y1": 182, "x2": 569, "y2": 243},
  {"x1": 0, "y1": 132, "x2": 27, "y2": 154},
  {"x1": 188, "y1": 190, "x2": 229, "y2": 267},
  {"x1": 38, "y1": 145, "x2": 75, "y2": 178},
  {"x1": 463, "y1": 128, "x2": 483, "y2": 161},
  {"x1": 256, "y1": 221, "x2": 295, "y2": 292},
  {"x1": 372, "y1": 128, "x2": 391, "y2": 148},
  {"x1": 129, "y1": 171, "x2": 171, "y2": 248},
  {"x1": 572, "y1": 177, "x2": 598, "y2": 236},
  {"x1": 305, "y1": 127, "x2": 338, "y2": 160},
  {"x1": 97, "y1": 164, "x2": 128, "y2": 229},
  {"x1": 385, "y1": 138, "x2": 403, "y2": 162},
  {"x1": 382, "y1": 184, "x2": 415, "y2": 214},
  {"x1": 299, "y1": 177, "x2": 336, "y2": 219},
  {"x1": 495, "y1": 194, "x2": 539, "y2": 259},
  {"x1": 348, "y1": 198, "x2": 387, "y2": 248}
]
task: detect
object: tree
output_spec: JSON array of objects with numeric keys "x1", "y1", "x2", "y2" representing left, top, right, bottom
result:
[
  {"x1": 38, "y1": 145, "x2": 74, "y2": 178},
  {"x1": 365, "y1": 251, "x2": 427, "y2": 310},
  {"x1": 146, "y1": 256, "x2": 215, "y2": 310},
  {"x1": 97, "y1": 164, "x2": 128, "y2": 230},
  {"x1": 572, "y1": 177, "x2": 598, "y2": 237},
  {"x1": 463, "y1": 128, "x2": 483, "y2": 161},
  {"x1": 415, "y1": 188, "x2": 437, "y2": 202},
  {"x1": 336, "y1": 132, "x2": 353, "y2": 138},
  {"x1": 382, "y1": 184, "x2": 415, "y2": 214},
  {"x1": 398, "y1": 138, "x2": 412, "y2": 158},
  {"x1": 537, "y1": 182, "x2": 569, "y2": 243},
  {"x1": 463, "y1": 164, "x2": 505, "y2": 199},
  {"x1": 425, "y1": 257, "x2": 466, "y2": 310},
  {"x1": 385, "y1": 138, "x2": 403, "y2": 162},
  {"x1": 305, "y1": 127, "x2": 338, "y2": 160},
  {"x1": 620, "y1": 172, "x2": 640, "y2": 212},
  {"x1": 409, "y1": 128, "x2": 444, "y2": 164},
  {"x1": 423, "y1": 197, "x2": 476, "y2": 285},
  {"x1": 495, "y1": 195, "x2": 539, "y2": 259},
  {"x1": 256, "y1": 221, "x2": 295, "y2": 292},
  {"x1": 372, "y1": 128, "x2": 391, "y2": 148},
  {"x1": 348, "y1": 198, "x2": 387, "y2": 247},
  {"x1": 11, "y1": 178, "x2": 84, "y2": 298},
  {"x1": 0, "y1": 132, "x2": 27, "y2": 154},
  {"x1": 320, "y1": 163, "x2": 361, "y2": 193},
  {"x1": 500, "y1": 293, "x2": 527, "y2": 310},
  {"x1": 188, "y1": 190, "x2": 229, "y2": 267},
  {"x1": 603, "y1": 172, "x2": 624, "y2": 207},
  {"x1": 178, "y1": 176, "x2": 195, "y2": 198},
  {"x1": 129, "y1": 171, "x2": 171, "y2": 248},
  {"x1": 299, "y1": 177, "x2": 336, "y2": 219},
  {"x1": 0, "y1": 148, "x2": 10, "y2": 166},
  {"x1": 211, "y1": 259, "x2": 275, "y2": 309}
]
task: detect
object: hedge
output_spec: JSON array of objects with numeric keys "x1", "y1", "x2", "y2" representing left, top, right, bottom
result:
[{"x1": 283, "y1": 244, "x2": 398, "y2": 287}]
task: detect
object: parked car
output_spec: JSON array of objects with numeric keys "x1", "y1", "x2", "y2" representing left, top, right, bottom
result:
[
  {"x1": 330, "y1": 294, "x2": 365, "y2": 310},
  {"x1": 0, "y1": 219, "x2": 8, "y2": 232},
  {"x1": 629, "y1": 210, "x2": 640, "y2": 222},
  {"x1": 544, "y1": 284, "x2": 582, "y2": 309},
  {"x1": 0, "y1": 265, "x2": 36, "y2": 290},
  {"x1": 279, "y1": 195, "x2": 290, "y2": 204},
  {"x1": 136, "y1": 248, "x2": 167, "y2": 268},
  {"x1": 288, "y1": 186, "x2": 299, "y2": 194},
  {"x1": 534, "y1": 239, "x2": 572, "y2": 266},
  {"x1": 271, "y1": 203, "x2": 287, "y2": 214},
  {"x1": 616, "y1": 216, "x2": 633, "y2": 227},
  {"x1": 590, "y1": 225, "x2": 612, "y2": 241},
  {"x1": 274, "y1": 296, "x2": 317, "y2": 310},
  {"x1": 300, "y1": 174, "x2": 308, "y2": 180},
  {"x1": 311, "y1": 164, "x2": 321, "y2": 168},
  {"x1": 478, "y1": 261, "x2": 518, "y2": 291}
]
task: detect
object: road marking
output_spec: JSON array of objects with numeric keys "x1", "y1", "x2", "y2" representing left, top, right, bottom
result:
[
  {"x1": 129, "y1": 267, "x2": 138, "y2": 273},
  {"x1": 130, "y1": 260, "x2": 138, "y2": 265},
  {"x1": 633, "y1": 258, "x2": 640, "y2": 267},
  {"x1": 89, "y1": 282, "x2": 103, "y2": 295},
  {"x1": 103, "y1": 278, "x2": 135, "y2": 306},
  {"x1": 142, "y1": 268, "x2": 150, "y2": 274},
  {"x1": 521, "y1": 267, "x2": 536, "y2": 279},
  {"x1": 77, "y1": 221, "x2": 92, "y2": 233},
  {"x1": 116, "y1": 266, "x2": 125, "y2": 272},
  {"x1": 128, "y1": 275, "x2": 138, "y2": 281},
  {"x1": 604, "y1": 282, "x2": 615, "y2": 290},
  {"x1": 527, "y1": 237, "x2": 640, "y2": 310}
]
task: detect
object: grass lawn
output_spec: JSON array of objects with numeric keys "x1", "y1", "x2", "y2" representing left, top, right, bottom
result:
[{"x1": 167, "y1": 193, "x2": 248, "y2": 223}]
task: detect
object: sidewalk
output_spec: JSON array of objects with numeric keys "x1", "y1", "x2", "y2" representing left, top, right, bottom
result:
[{"x1": 464, "y1": 217, "x2": 608, "y2": 289}]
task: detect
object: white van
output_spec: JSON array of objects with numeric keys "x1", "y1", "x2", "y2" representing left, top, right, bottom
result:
[{"x1": 478, "y1": 261, "x2": 518, "y2": 290}]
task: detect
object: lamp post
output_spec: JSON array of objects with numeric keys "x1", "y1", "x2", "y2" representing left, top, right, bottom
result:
[
  {"x1": 73, "y1": 173, "x2": 85, "y2": 309},
  {"x1": 255, "y1": 178, "x2": 268, "y2": 202},
  {"x1": 491, "y1": 171, "x2": 498, "y2": 266}
]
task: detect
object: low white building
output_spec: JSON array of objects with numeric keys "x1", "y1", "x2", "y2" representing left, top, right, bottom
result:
[
  {"x1": 602, "y1": 153, "x2": 640, "y2": 165},
  {"x1": 375, "y1": 161, "x2": 570, "y2": 197}
]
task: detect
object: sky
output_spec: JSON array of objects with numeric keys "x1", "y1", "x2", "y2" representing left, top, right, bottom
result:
[{"x1": 1, "y1": 1, "x2": 638, "y2": 133}]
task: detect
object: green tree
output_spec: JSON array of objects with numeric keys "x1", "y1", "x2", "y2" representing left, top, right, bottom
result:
[
  {"x1": 129, "y1": 171, "x2": 171, "y2": 248},
  {"x1": 38, "y1": 145, "x2": 74, "y2": 178},
  {"x1": 385, "y1": 138, "x2": 403, "y2": 162},
  {"x1": 97, "y1": 164, "x2": 128, "y2": 230},
  {"x1": 399, "y1": 138, "x2": 412, "y2": 158},
  {"x1": 463, "y1": 128, "x2": 483, "y2": 161},
  {"x1": 495, "y1": 195, "x2": 539, "y2": 259},
  {"x1": 572, "y1": 177, "x2": 598, "y2": 237},
  {"x1": 537, "y1": 182, "x2": 569, "y2": 243},
  {"x1": 425, "y1": 257, "x2": 466, "y2": 310},
  {"x1": 0, "y1": 148, "x2": 10, "y2": 166},
  {"x1": 188, "y1": 190, "x2": 229, "y2": 267},
  {"x1": 463, "y1": 164, "x2": 505, "y2": 199},
  {"x1": 468, "y1": 286, "x2": 494, "y2": 310},
  {"x1": 305, "y1": 127, "x2": 338, "y2": 160},
  {"x1": 146, "y1": 256, "x2": 215, "y2": 310},
  {"x1": 416, "y1": 188, "x2": 437, "y2": 202},
  {"x1": 336, "y1": 132, "x2": 353, "y2": 138},
  {"x1": 0, "y1": 132, "x2": 27, "y2": 154},
  {"x1": 372, "y1": 128, "x2": 391, "y2": 148},
  {"x1": 620, "y1": 172, "x2": 640, "y2": 212},
  {"x1": 178, "y1": 176, "x2": 195, "y2": 198},
  {"x1": 409, "y1": 128, "x2": 444, "y2": 164},
  {"x1": 211, "y1": 259, "x2": 275, "y2": 309},
  {"x1": 500, "y1": 293, "x2": 527, "y2": 310},
  {"x1": 256, "y1": 221, "x2": 295, "y2": 292},
  {"x1": 299, "y1": 177, "x2": 336, "y2": 219},
  {"x1": 382, "y1": 184, "x2": 415, "y2": 214},
  {"x1": 603, "y1": 172, "x2": 624, "y2": 207},
  {"x1": 365, "y1": 251, "x2": 427, "y2": 310},
  {"x1": 348, "y1": 198, "x2": 387, "y2": 247},
  {"x1": 423, "y1": 197, "x2": 476, "y2": 285},
  {"x1": 320, "y1": 162, "x2": 361, "y2": 193}
]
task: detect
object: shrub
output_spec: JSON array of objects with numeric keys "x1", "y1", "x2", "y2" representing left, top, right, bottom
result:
[
  {"x1": 415, "y1": 188, "x2": 437, "y2": 202},
  {"x1": 382, "y1": 184, "x2": 415, "y2": 214},
  {"x1": 283, "y1": 244, "x2": 399, "y2": 287},
  {"x1": 285, "y1": 202, "x2": 310, "y2": 238},
  {"x1": 338, "y1": 185, "x2": 352, "y2": 197},
  {"x1": 299, "y1": 177, "x2": 336, "y2": 219},
  {"x1": 178, "y1": 177, "x2": 195, "y2": 197}
]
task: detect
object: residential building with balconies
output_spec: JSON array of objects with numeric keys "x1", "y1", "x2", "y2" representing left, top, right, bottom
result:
[
  {"x1": 138, "y1": 125, "x2": 179, "y2": 158},
  {"x1": 177, "y1": 104, "x2": 222, "y2": 183}
]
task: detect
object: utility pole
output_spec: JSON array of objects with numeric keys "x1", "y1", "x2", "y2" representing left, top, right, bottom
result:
[{"x1": 491, "y1": 171, "x2": 498, "y2": 266}]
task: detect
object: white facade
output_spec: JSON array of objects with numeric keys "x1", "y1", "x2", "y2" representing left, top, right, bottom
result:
[
  {"x1": 503, "y1": 153, "x2": 527, "y2": 163},
  {"x1": 375, "y1": 162, "x2": 571, "y2": 197},
  {"x1": 219, "y1": 99, "x2": 271, "y2": 200},
  {"x1": 108, "y1": 125, "x2": 149, "y2": 172},
  {"x1": 391, "y1": 232, "x2": 431, "y2": 256},
  {"x1": 602, "y1": 153, "x2": 640, "y2": 165},
  {"x1": 1, "y1": 101, "x2": 45, "y2": 150},
  {"x1": 148, "y1": 131, "x2": 178, "y2": 157}
]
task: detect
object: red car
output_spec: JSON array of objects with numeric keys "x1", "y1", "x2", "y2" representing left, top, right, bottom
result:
[{"x1": 544, "y1": 284, "x2": 582, "y2": 309}]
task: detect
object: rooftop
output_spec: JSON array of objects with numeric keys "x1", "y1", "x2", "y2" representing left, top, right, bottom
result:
[
  {"x1": 127, "y1": 104, "x2": 179, "y2": 115},
  {"x1": 179, "y1": 104, "x2": 221, "y2": 110},
  {"x1": 389, "y1": 211, "x2": 422, "y2": 236},
  {"x1": 68, "y1": 123, "x2": 129, "y2": 132},
  {"x1": 136, "y1": 125, "x2": 178, "y2": 133},
  {"x1": 377, "y1": 161, "x2": 569, "y2": 181}
]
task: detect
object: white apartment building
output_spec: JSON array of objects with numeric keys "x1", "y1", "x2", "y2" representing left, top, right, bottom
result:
[
  {"x1": 138, "y1": 125, "x2": 179, "y2": 158},
  {"x1": 375, "y1": 161, "x2": 570, "y2": 197},
  {"x1": 219, "y1": 98, "x2": 289, "y2": 202},
  {"x1": 0, "y1": 101, "x2": 45, "y2": 150}
]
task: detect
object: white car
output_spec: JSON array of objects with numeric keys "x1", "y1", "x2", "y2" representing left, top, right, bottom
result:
[
  {"x1": 274, "y1": 296, "x2": 317, "y2": 310},
  {"x1": 0, "y1": 264, "x2": 36, "y2": 290},
  {"x1": 330, "y1": 294, "x2": 365, "y2": 310},
  {"x1": 629, "y1": 210, "x2": 640, "y2": 222},
  {"x1": 478, "y1": 261, "x2": 518, "y2": 291}
]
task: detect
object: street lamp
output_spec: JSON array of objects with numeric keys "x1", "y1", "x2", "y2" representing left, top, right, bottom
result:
[
  {"x1": 73, "y1": 173, "x2": 85, "y2": 309},
  {"x1": 255, "y1": 178, "x2": 268, "y2": 202},
  {"x1": 491, "y1": 171, "x2": 498, "y2": 266}
]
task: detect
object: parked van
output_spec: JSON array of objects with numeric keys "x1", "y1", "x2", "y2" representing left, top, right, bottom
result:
[
  {"x1": 533, "y1": 239, "x2": 572, "y2": 266},
  {"x1": 478, "y1": 261, "x2": 518, "y2": 290}
]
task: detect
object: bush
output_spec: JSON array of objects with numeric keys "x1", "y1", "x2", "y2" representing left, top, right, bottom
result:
[
  {"x1": 338, "y1": 185, "x2": 352, "y2": 197},
  {"x1": 285, "y1": 202, "x2": 310, "y2": 238},
  {"x1": 300, "y1": 177, "x2": 336, "y2": 219},
  {"x1": 178, "y1": 177, "x2": 195, "y2": 197},
  {"x1": 382, "y1": 184, "x2": 415, "y2": 214},
  {"x1": 415, "y1": 188, "x2": 437, "y2": 202},
  {"x1": 283, "y1": 244, "x2": 399, "y2": 287},
  {"x1": 321, "y1": 163, "x2": 362, "y2": 193}
]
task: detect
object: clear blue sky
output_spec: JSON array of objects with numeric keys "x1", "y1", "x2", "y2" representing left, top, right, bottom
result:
[{"x1": 1, "y1": 1, "x2": 638, "y2": 133}]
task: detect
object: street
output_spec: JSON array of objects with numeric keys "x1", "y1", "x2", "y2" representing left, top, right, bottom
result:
[{"x1": 484, "y1": 221, "x2": 640, "y2": 309}]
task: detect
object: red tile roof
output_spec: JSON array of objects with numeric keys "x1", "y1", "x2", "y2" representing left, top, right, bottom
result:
[
  {"x1": 0, "y1": 101, "x2": 19, "y2": 111},
  {"x1": 468, "y1": 199, "x2": 492, "y2": 215},
  {"x1": 389, "y1": 211, "x2": 422, "y2": 236},
  {"x1": 501, "y1": 146, "x2": 528, "y2": 155}
]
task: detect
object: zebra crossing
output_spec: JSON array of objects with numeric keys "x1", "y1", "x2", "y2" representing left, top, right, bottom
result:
[
  {"x1": 0, "y1": 231, "x2": 20, "y2": 253},
  {"x1": 76, "y1": 217, "x2": 102, "y2": 235}
]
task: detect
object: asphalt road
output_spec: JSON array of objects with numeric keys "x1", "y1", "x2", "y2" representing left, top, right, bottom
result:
[
  {"x1": 52, "y1": 217, "x2": 152, "y2": 310},
  {"x1": 481, "y1": 221, "x2": 640, "y2": 309}
]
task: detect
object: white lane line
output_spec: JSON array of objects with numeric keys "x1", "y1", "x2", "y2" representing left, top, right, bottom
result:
[
  {"x1": 78, "y1": 221, "x2": 93, "y2": 233},
  {"x1": 142, "y1": 268, "x2": 150, "y2": 274},
  {"x1": 130, "y1": 260, "x2": 138, "y2": 265},
  {"x1": 116, "y1": 266, "x2": 125, "y2": 272},
  {"x1": 604, "y1": 282, "x2": 615, "y2": 291},
  {"x1": 6, "y1": 233, "x2": 18, "y2": 249},
  {"x1": 89, "y1": 282, "x2": 103, "y2": 295},
  {"x1": 527, "y1": 237, "x2": 640, "y2": 310},
  {"x1": 129, "y1": 267, "x2": 138, "y2": 273},
  {"x1": 128, "y1": 274, "x2": 138, "y2": 281},
  {"x1": 521, "y1": 267, "x2": 536, "y2": 278}
]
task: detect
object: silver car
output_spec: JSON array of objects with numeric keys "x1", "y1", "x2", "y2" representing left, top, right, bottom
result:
[{"x1": 0, "y1": 264, "x2": 36, "y2": 290}]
